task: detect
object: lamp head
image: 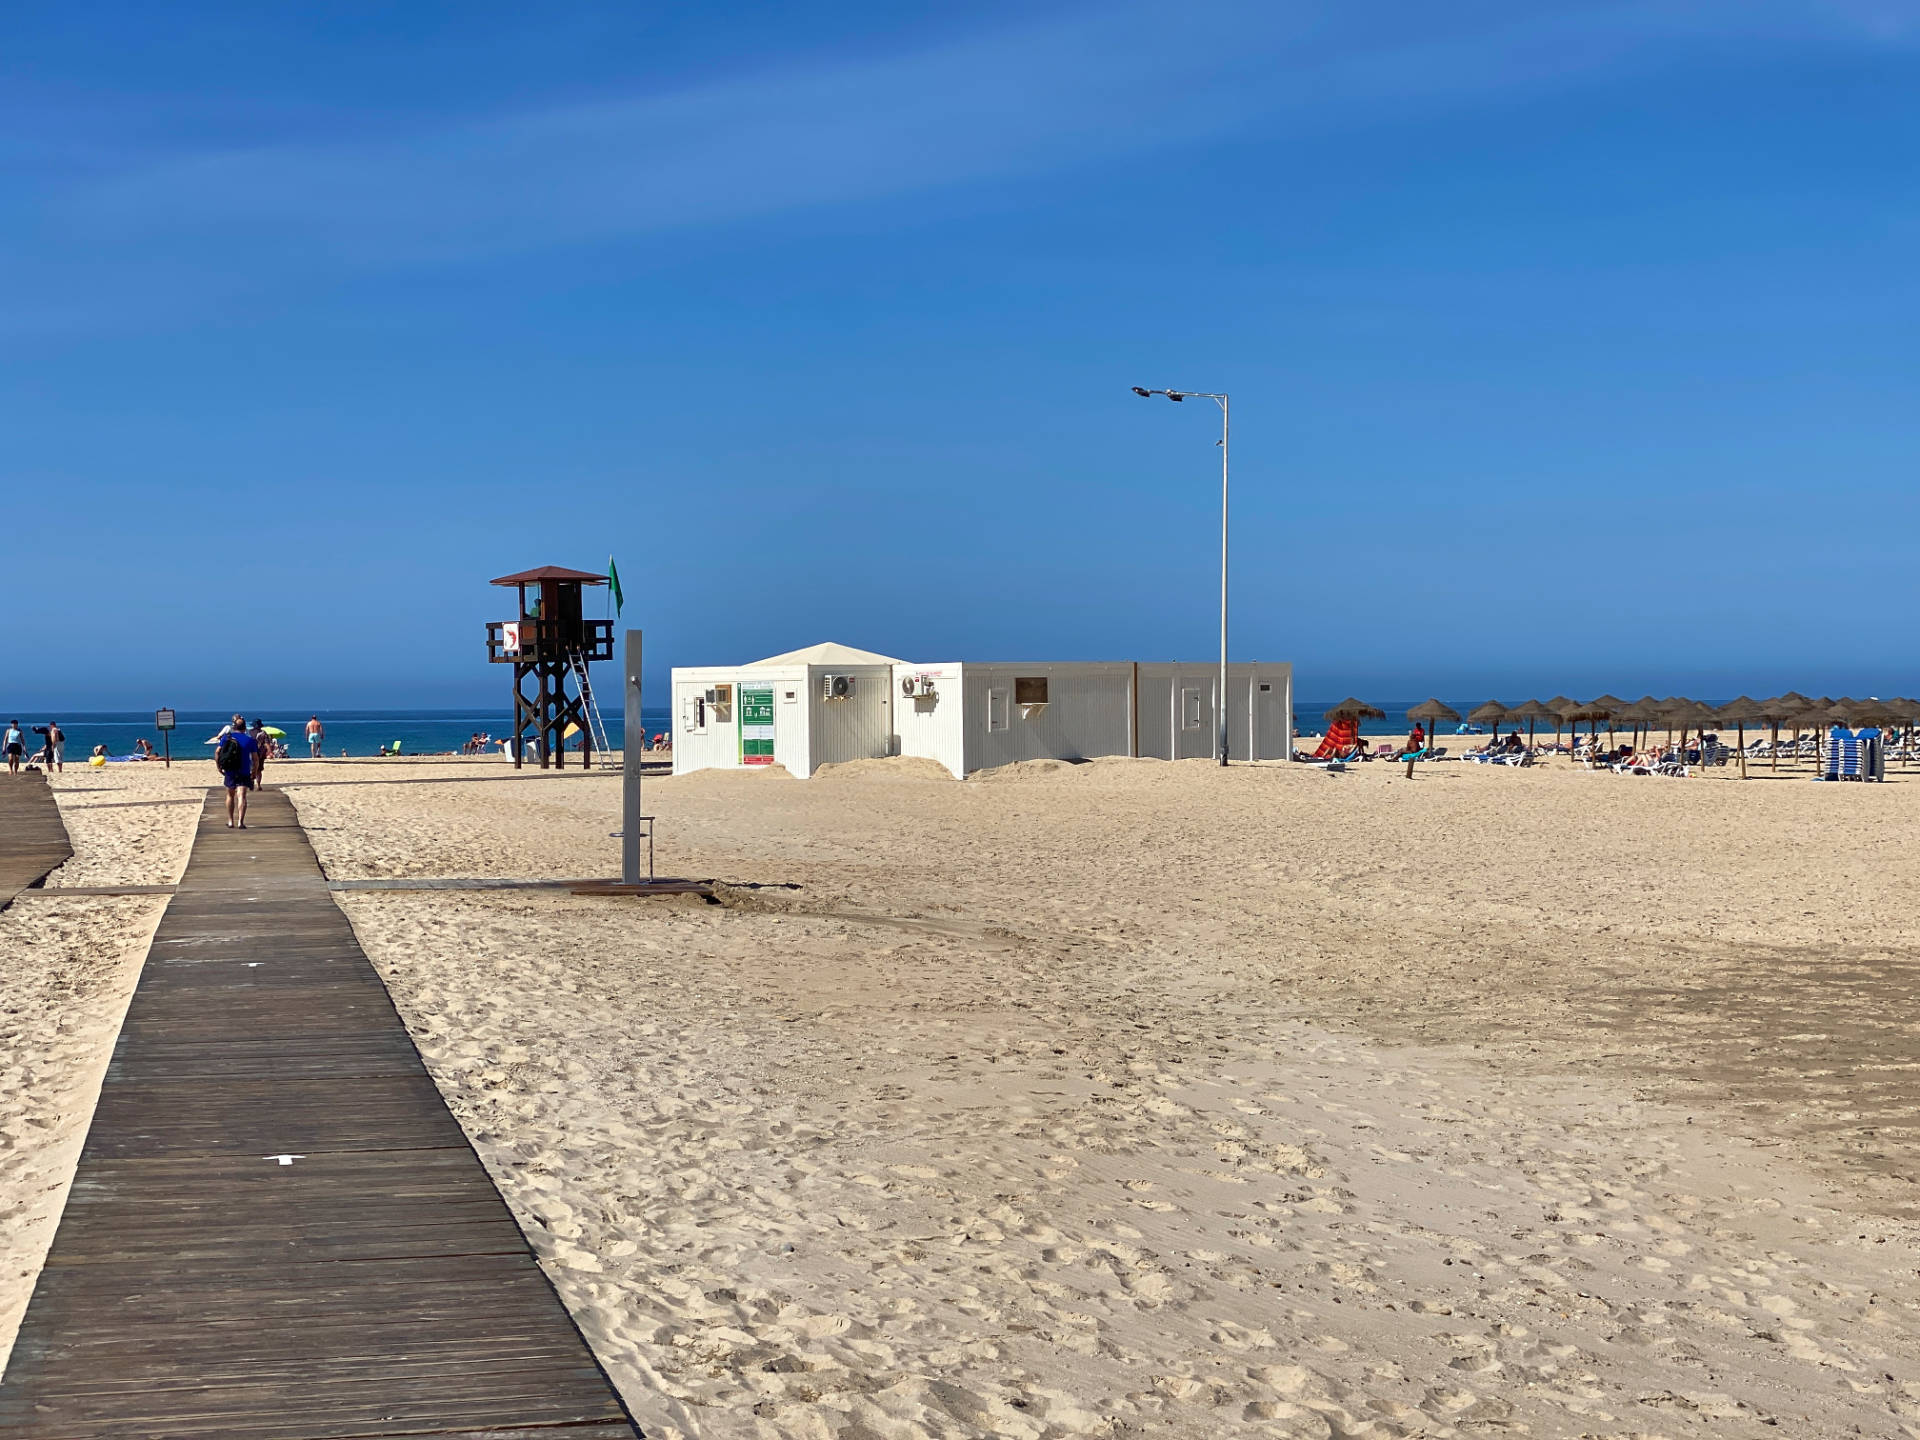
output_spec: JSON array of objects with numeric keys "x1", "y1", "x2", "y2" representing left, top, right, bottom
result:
[
  {"x1": 1166, "y1": 391, "x2": 1186, "y2": 401},
  {"x1": 1131, "y1": 387, "x2": 1151, "y2": 397}
]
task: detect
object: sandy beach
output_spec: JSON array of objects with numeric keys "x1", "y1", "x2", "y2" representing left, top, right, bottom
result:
[{"x1": 4, "y1": 751, "x2": 1918, "y2": 1437}]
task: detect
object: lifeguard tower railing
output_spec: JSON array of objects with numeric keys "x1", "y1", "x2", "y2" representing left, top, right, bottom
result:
[{"x1": 485, "y1": 618, "x2": 615, "y2": 665}]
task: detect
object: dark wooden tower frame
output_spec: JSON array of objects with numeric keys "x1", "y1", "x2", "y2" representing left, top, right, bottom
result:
[{"x1": 484, "y1": 566, "x2": 614, "y2": 769}]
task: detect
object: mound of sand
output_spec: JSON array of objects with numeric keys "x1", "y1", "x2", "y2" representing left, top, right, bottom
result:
[
  {"x1": 968, "y1": 757, "x2": 1085, "y2": 782},
  {"x1": 810, "y1": 756, "x2": 955, "y2": 782}
]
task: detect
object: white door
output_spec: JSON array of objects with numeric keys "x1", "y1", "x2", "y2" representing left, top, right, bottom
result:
[
  {"x1": 987, "y1": 688, "x2": 1009, "y2": 733},
  {"x1": 1176, "y1": 682, "x2": 1212, "y2": 759},
  {"x1": 1252, "y1": 676, "x2": 1290, "y2": 760}
]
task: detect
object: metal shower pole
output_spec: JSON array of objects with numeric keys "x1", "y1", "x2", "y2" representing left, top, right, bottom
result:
[{"x1": 622, "y1": 629, "x2": 643, "y2": 884}]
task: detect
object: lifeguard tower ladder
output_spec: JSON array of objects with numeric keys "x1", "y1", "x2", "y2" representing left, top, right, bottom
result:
[{"x1": 485, "y1": 565, "x2": 616, "y2": 769}]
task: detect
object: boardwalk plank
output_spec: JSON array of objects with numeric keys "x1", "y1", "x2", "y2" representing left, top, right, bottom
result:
[
  {"x1": 0, "y1": 789, "x2": 641, "y2": 1439},
  {"x1": 0, "y1": 771, "x2": 72, "y2": 909}
]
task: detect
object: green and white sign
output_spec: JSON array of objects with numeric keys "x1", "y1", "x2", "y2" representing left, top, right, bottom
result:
[{"x1": 740, "y1": 686, "x2": 775, "y2": 765}]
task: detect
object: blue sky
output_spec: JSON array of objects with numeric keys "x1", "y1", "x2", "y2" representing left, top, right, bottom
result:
[{"x1": 5, "y1": 1, "x2": 1918, "y2": 708}]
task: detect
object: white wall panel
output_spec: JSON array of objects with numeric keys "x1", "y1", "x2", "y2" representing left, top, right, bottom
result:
[
  {"x1": 891, "y1": 663, "x2": 967, "y2": 778},
  {"x1": 804, "y1": 665, "x2": 894, "y2": 776}
]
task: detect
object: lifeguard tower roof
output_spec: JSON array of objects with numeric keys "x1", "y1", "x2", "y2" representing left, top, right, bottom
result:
[
  {"x1": 745, "y1": 641, "x2": 903, "y2": 668},
  {"x1": 490, "y1": 565, "x2": 607, "y2": 586}
]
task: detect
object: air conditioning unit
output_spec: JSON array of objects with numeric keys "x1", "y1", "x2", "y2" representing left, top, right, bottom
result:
[{"x1": 822, "y1": 674, "x2": 855, "y2": 701}]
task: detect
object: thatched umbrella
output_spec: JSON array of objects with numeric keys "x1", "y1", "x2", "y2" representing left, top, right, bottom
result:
[
  {"x1": 1685, "y1": 700, "x2": 1724, "y2": 763},
  {"x1": 1587, "y1": 695, "x2": 1627, "y2": 745},
  {"x1": 1716, "y1": 695, "x2": 1765, "y2": 778},
  {"x1": 1469, "y1": 700, "x2": 1509, "y2": 744},
  {"x1": 1560, "y1": 699, "x2": 1611, "y2": 753},
  {"x1": 1544, "y1": 695, "x2": 1578, "y2": 750},
  {"x1": 1321, "y1": 698, "x2": 1383, "y2": 754},
  {"x1": 1405, "y1": 699, "x2": 1460, "y2": 746},
  {"x1": 1841, "y1": 698, "x2": 1896, "y2": 728},
  {"x1": 1885, "y1": 698, "x2": 1920, "y2": 766},
  {"x1": 1324, "y1": 697, "x2": 1386, "y2": 721},
  {"x1": 1654, "y1": 697, "x2": 1694, "y2": 751},
  {"x1": 1584, "y1": 696, "x2": 1622, "y2": 745},
  {"x1": 1782, "y1": 704, "x2": 1836, "y2": 767},
  {"x1": 1612, "y1": 700, "x2": 1659, "y2": 753},
  {"x1": 1750, "y1": 695, "x2": 1801, "y2": 770},
  {"x1": 1505, "y1": 699, "x2": 1557, "y2": 751}
]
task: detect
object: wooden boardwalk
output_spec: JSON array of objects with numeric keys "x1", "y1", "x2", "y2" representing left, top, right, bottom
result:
[
  {"x1": 0, "y1": 789, "x2": 640, "y2": 1439},
  {"x1": 0, "y1": 772, "x2": 73, "y2": 911}
]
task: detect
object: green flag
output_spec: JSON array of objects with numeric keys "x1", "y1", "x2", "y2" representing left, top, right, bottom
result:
[{"x1": 607, "y1": 555, "x2": 624, "y2": 617}]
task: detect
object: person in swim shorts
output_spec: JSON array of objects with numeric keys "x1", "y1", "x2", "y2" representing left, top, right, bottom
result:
[{"x1": 217, "y1": 722, "x2": 257, "y2": 828}]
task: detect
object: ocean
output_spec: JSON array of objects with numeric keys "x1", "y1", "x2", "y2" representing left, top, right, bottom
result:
[
  {"x1": 17, "y1": 700, "x2": 1526, "y2": 764},
  {"x1": 15, "y1": 709, "x2": 674, "y2": 761},
  {"x1": 1294, "y1": 700, "x2": 1515, "y2": 739}
]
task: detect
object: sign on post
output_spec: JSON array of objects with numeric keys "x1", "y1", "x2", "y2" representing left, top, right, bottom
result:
[{"x1": 154, "y1": 708, "x2": 175, "y2": 768}]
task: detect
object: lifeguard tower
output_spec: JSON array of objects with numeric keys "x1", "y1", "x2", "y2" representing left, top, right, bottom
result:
[{"x1": 485, "y1": 565, "x2": 615, "y2": 769}]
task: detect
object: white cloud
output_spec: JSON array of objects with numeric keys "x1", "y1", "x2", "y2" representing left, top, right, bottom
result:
[{"x1": 13, "y1": 0, "x2": 1919, "y2": 301}]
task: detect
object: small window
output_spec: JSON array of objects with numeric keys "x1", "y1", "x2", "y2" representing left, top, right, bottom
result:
[
  {"x1": 987, "y1": 688, "x2": 1009, "y2": 732},
  {"x1": 1014, "y1": 676, "x2": 1049, "y2": 706},
  {"x1": 781, "y1": 688, "x2": 798, "y2": 704},
  {"x1": 1259, "y1": 683, "x2": 1272, "y2": 693}
]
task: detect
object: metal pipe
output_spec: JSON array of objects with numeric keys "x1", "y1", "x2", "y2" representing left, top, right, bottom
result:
[
  {"x1": 1218, "y1": 393, "x2": 1229, "y2": 767},
  {"x1": 622, "y1": 630, "x2": 643, "y2": 885}
]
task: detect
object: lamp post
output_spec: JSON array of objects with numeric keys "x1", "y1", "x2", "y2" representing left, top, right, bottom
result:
[{"x1": 1132, "y1": 386, "x2": 1230, "y2": 766}]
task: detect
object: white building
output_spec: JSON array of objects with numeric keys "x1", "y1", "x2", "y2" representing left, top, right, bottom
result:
[{"x1": 670, "y1": 642, "x2": 1292, "y2": 779}]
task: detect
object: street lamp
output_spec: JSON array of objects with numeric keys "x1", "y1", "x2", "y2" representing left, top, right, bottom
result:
[{"x1": 1133, "y1": 386, "x2": 1230, "y2": 766}]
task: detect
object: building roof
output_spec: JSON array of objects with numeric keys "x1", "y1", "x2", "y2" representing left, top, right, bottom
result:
[
  {"x1": 490, "y1": 565, "x2": 609, "y2": 586},
  {"x1": 745, "y1": 641, "x2": 903, "y2": 669}
]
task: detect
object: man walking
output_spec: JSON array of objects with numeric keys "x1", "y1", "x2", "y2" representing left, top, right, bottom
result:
[
  {"x1": 216, "y1": 723, "x2": 257, "y2": 828},
  {"x1": 306, "y1": 714, "x2": 324, "y2": 758}
]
